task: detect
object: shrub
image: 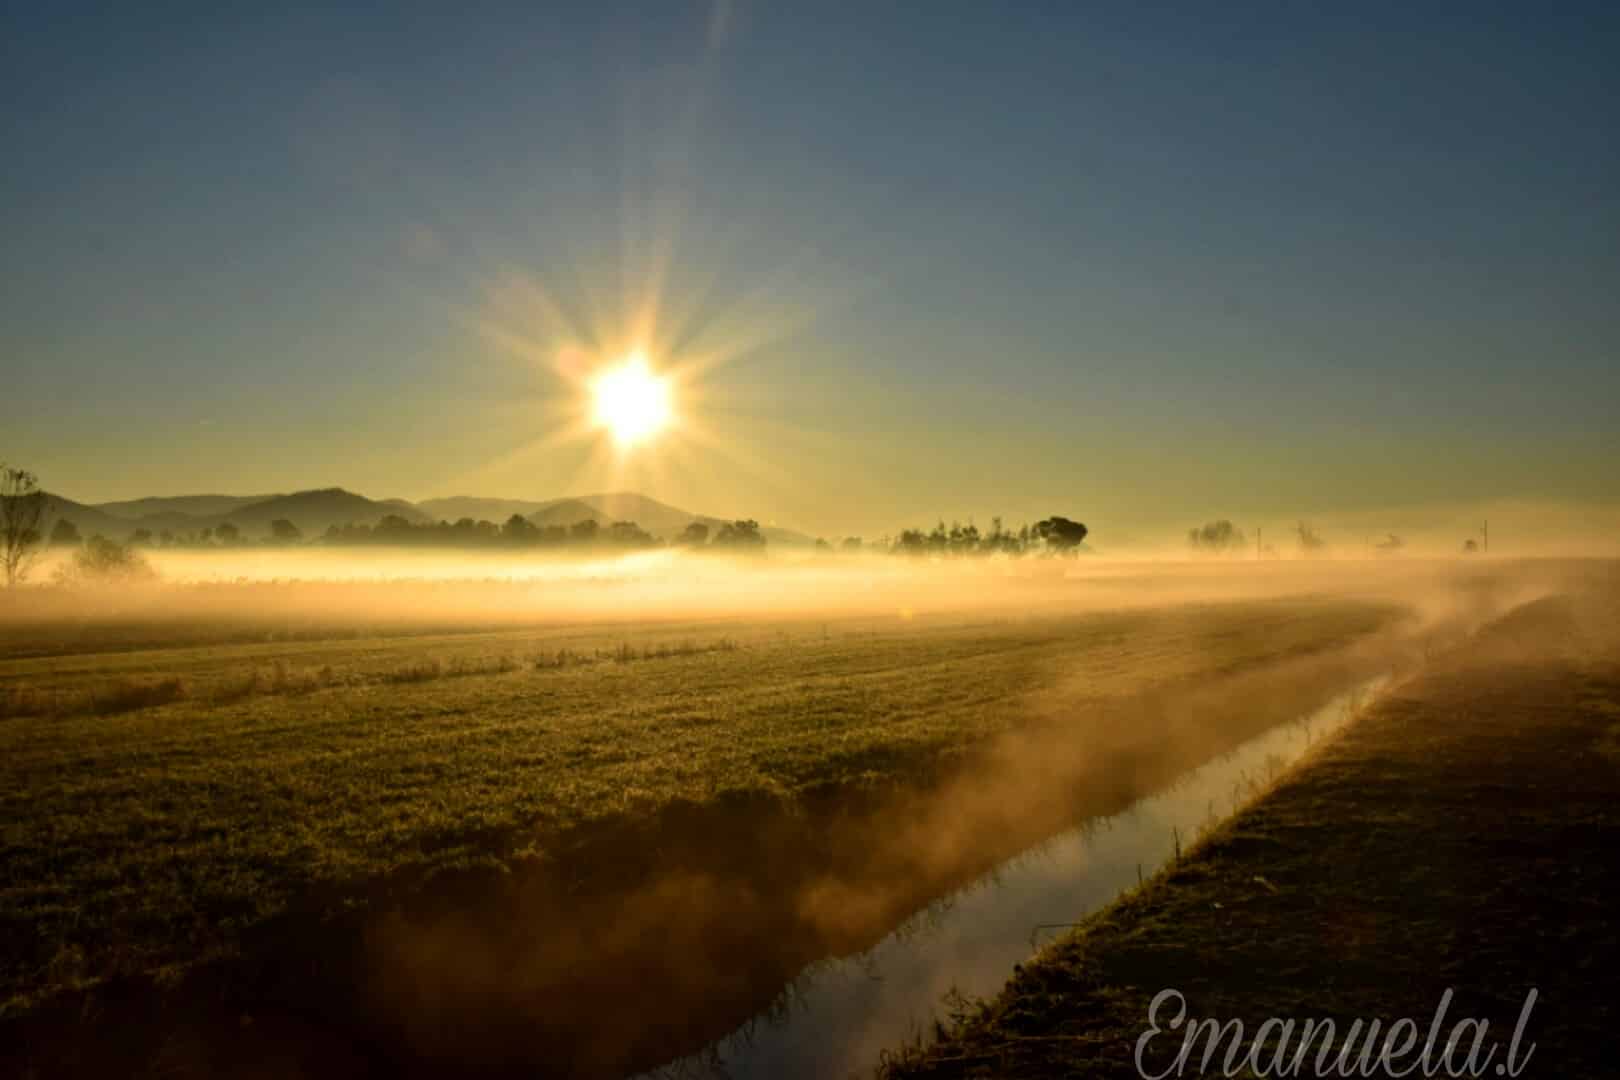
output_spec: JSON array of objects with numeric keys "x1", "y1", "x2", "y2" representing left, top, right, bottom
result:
[
  {"x1": 89, "y1": 678, "x2": 187, "y2": 715},
  {"x1": 56, "y1": 536, "x2": 158, "y2": 585},
  {"x1": 386, "y1": 659, "x2": 444, "y2": 684},
  {"x1": 0, "y1": 686, "x2": 54, "y2": 719}
]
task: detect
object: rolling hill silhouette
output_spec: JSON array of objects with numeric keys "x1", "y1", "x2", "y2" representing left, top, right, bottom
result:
[
  {"x1": 46, "y1": 488, "x2": 427, "y2": 541},
  {"x1": 93, "y1": 495, "x2": 274, "y2": 520},
  {"x1": 527, "y1": 499, "x2": 605, "y2": 530},
  {"x1": 414, "y1": 497, "x2": 550, "y2": 524},
  {"x1": 42, "y1": 488, "x2": 812, "y2": 545},
  {"x1": 223, "y1": 489, "x2": 433, "y2": 536},
  {"x1": 526, "y1": 492, "x2": 811, "y2": 545}
]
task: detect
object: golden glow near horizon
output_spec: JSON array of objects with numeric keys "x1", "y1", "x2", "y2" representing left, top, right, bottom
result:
[{"x1": 590, "y1": 352, "x2": 673, "y2": 449}]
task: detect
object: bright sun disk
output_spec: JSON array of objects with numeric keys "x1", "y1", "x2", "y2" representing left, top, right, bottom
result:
[{"x1": 590, "y1": 354, "x2": 672, "y2": 448}]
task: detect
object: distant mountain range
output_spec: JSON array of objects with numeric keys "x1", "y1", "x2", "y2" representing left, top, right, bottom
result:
[{"x1": 45, "y1": 488, "x2": 814, "y2": 546}]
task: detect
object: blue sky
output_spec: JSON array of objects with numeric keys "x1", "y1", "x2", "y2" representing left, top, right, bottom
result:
[{"x1": 4, "y1": 2, "x2": 1616, "y2": 536}]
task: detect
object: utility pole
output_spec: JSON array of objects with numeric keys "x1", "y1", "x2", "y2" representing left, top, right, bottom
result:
[
  {"x1": 1256, "y1": 526, "x2": 1262, "y2": 560},
  {"x1": 1483, "y1": 520, "x2": 1489, "y2": 554}
]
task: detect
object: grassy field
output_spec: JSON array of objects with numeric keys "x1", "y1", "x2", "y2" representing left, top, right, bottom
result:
[
  {"x1": 0, "y1": 593, "x2": 1413, "y2": 1076},
  {"x1": 881, "y1": 578, "x2": 1620, "y2": 1078}
]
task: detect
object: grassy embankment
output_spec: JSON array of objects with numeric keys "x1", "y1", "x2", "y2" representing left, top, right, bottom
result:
[
  {"x1": 0, "y1": 597, "x2": 1405, "y2": 1076},
  {"x1": 882, "y1": 581, "x2": 1620, "y2": 1078}
]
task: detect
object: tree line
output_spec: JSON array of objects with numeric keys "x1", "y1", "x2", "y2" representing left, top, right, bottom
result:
[
  {"x1": 38, "y1": 512, "x2": 770, "y2": 555},
  {"x1": 0, "y1": 475, "x2": 776, "y2": 581},
  {"x1": 319, "y1": 514, "x2": 767, "y2": 551},
  {"x1": 3, "y1": 463, "x2": 1103, "y2": 585},
  {"x1": 1187, "y1": 519, "x2": 1437, "y2": 557},
  {"x1": 869, "y1": 515, "x2": 1090, "y2": 558}
]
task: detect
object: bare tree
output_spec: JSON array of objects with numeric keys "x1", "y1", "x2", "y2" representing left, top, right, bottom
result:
[
  {"x1": 1295, "y1": 521, "x2": 1326, "y2": 554},
  {"x1": 1, "y1": 466, "x2": 49, "y2": 587},
  {"x1": 1188, "y1": 519, "x2": 1246, "y2": 553}
]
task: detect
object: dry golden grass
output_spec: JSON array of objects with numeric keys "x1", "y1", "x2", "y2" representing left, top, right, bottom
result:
[{"x1": 0, "y1": 600, "x2": 1393, "y2": 1022}]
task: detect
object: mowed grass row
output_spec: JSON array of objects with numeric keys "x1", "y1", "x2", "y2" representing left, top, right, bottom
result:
[
  {"x1": 0, "y1": 637, "x2": 745, "y2": 718},
  {"x1": 0, "y1": 599, "x2": 1394, "y2": 1013}
]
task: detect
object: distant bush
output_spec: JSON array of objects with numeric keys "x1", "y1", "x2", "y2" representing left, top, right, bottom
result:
[
  {"x1": 0, "y1": 686, "x2": 55, "y2": 719},
  {"x1": 89, "y1": 678, "x2": 187, "y2": 715},
  {"x1": 1189, "y1": 519, "x2": 1247, "y2": 553},
  {"x1": 385, "y1": 659, "x2": 444, "y2": 684},
  {"x1": 210, "y1": 673, "x2": 264, "y2": 705},
  {"x1": 56, "y1": 536, "x2": 157, "y2": 585},
  {"x1": 1034, "y1": 516, "x2": 1089, "y2": 555},
  {"x1": 534, "y1": 647, "x2": 589, "y2": 671},
  {"x1": 444, "y1": 654, "x2": 519, "y2": 677},
  {"x1": 210, "y1": 662, "x2": 344, "y2": 703},
  {"x1": 0, "y1": 678, "x2": 188, "y2": 719},
  {"x1": 380, "y1": 656, "x2": 515, "y2": 683},
  {"x1": 603, "y1": 638, "x2": 740, "y2": 664},
  {"x1": 1296, "y1": 521, "x2": 1327, "y2": 554},
  {"x1": 890, "y1": 514, "x2": 1086, "y2": 558},
  {"x1": 532, "y1": 638, "x2": 740, "y2": 670},
  {"x1": 712, "y1": 520, "x2": 765, "y2": 550}
]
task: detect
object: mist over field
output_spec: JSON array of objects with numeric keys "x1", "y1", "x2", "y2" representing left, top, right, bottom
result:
[
  {"x1": 8, "y1": 541, "x2": 1585, "y2": 634},
  {"x1": 6, "y1": 547, "x2": 1610, "y2": 1077}
]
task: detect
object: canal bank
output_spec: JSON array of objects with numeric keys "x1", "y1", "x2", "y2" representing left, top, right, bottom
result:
[{"x1": 882, "y1": 592, "x2": 1620, "y2": 1079}]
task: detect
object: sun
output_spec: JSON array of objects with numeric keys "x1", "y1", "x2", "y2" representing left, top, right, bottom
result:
[{"x1": 589, "y1": 352, "x2": 673, "y2": 448}]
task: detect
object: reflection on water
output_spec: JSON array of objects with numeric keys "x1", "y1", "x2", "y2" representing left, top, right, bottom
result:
[{"x1": 641, "y1": 676, "x2": 1385, "y2": 1080}]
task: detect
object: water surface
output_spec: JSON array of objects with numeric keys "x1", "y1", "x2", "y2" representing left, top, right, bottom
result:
[{"x1": 643, "y1": 676, "x2": 1384, "y2": 1079}]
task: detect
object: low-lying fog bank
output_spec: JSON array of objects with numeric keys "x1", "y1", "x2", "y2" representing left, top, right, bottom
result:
[{"x1": 6, "y1": 548, "x2": 1601, "y2": 643}]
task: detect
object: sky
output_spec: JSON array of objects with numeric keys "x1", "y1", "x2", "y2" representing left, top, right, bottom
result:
[{"x1": 4, "y1": 1, "x2": 1617, "y2": 539}]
